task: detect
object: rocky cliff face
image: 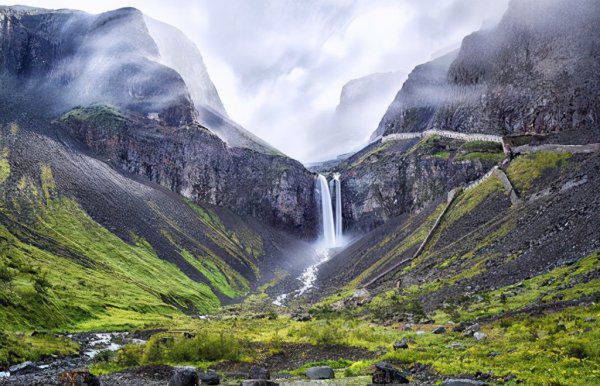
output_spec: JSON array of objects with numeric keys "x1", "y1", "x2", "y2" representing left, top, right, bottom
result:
[
  {"x1": 374, "y1": 0, "x2": 600, "y2": 143},
  {"x1": 334, "y1": 137, "x2": 500, "y2": 233},
  {"x1": 0, "y1": 6, "x2": 316, "y2": 237},
  {"x1": 56, "y1": 106, "x2": 316, "y2": 237},
  {"x1": 0, "y1": 6, "x2": 280, "y2": 152}
]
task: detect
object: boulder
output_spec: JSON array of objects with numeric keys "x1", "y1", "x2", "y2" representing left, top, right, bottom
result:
[
  {"x1": 199, "y1": 369, "x2": 220, "y2": 385},
  {"x1": 305, "y1": 366, "x2": 335, "y2": 379},
  {"x1": 57, "y1": 369, "x2": 101, "y2": 386},
  {"x1": 433, "y1": 327, "x2": 446, "y2": 334},
  {"x1": 393, "y1": 340, "x2": 409, "y2": 350},
  {"x1": 372, "y1": 362, "x2": 409, "y2": 384},
  {"x1": 464, "y1": 323, "x2": 481, "y2": 336},
  {"x1": 442, "y1": 379, "x2": 488, "y2": 386},
  {"x1": 473, "y1": 332, "x2": 487, "y2": 341},
  {"x1": 169, "y1": 367, "x2": 199, "y2": 386},
  {"x1": 9, "y1": 361, "x2": 37, "y2": 375},
  {"x1": 240, "y1": 381, "x2": 279, "y2": 386},
  {"x1": 248, "y1": 366, "x2": 270, "y2": 380}
]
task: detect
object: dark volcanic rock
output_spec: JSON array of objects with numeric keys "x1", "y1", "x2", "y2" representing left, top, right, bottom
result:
[
  {"x1": 55, "y1": 108, "x2": 316, "y2": 237},
  {"x1": 0, "y1": 5, "x2": 317, "y2": 239},
  {"x1": 168, "y1": 367, "x2": 199, "y2": 386},
  {"x1": 372, "y1": 362, "x2": 409, "y2": 384},
  {"x1": 198, "y1": 369, "x2": 220, "y2": 385},
  {"x1": 335, "y1": 137, "x2": 494, "y2": 233},
  {"x1": 374, "y1": 0, "x2": 600, "y2": 144},
  {"x1": 240, "y1": 381, "x2": 279, "y2": 386},
  {"x1": 305, "y1": 366, "x2": 335, "y2": 380},
  {"x1": 393, "y1": 340, "x2": 409, "y2": 350},
  {"x1": 248, "y1": 366, "x2": 270, "y2": 380}
]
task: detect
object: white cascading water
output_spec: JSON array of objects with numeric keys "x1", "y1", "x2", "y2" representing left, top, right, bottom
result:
[
  {"x1": 317, "y1": 174, "x2": 336, "y2": 247},
  {"x1": 272, "y1": 174, "x2": 340, "y2": 306},
  {"x1": 333, "y1": 173, "x2": 342, "y2": 242}
]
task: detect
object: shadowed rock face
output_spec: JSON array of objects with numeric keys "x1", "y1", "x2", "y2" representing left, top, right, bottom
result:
[
  {"x1": 334, "y1": 138, "x2": 495, "y2": 234},
  {"x1": 55, "y1": 106, "x2": 317, "y2": 238},
  {"x1": 0, "y1": 7, "x2": 196, "y2": 126},
  {"x1": 374, "y1": 0, "x2": 600, "y2": 143}
]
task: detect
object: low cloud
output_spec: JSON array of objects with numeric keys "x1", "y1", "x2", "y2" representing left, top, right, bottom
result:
[{"x1": 18, "y1": 0, "x2": 509, "y2": 162}]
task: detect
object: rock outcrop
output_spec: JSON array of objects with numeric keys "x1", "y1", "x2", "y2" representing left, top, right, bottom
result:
[
  {"x1": 374, "y1": 0, "x2": 600, "y2": 144},
  {"x1": 0, "y1": 5, "x2": 317, "y2": 237}
]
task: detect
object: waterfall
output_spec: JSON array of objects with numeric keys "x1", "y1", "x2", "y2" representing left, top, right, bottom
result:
[
  {"x1": 333, "y1": 173, "x2": 342, "y2": 241},
  {"x1": 317, "y1": 174, "x2": 336, "y2": 247}
]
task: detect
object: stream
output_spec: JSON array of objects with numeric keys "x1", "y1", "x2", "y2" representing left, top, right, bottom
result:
[{"x1": 273, "y1": 247, "x2": 332, "y2": 306}]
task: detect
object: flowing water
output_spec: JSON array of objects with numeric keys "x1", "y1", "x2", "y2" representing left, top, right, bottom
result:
[{"x1": 317, "y1": 174, "x2": 336, "y2": 247}]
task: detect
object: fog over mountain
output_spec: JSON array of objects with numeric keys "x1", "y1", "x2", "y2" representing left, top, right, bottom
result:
[{"x1": 17, "y1": 0, "x2": 510, "y2": 162}]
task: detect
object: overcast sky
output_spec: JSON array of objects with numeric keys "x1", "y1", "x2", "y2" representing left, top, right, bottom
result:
[{"x1": 15, "y1": 0, "x2": 509, "y2": 162}]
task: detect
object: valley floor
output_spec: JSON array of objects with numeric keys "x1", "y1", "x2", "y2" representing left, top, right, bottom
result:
[{"x1": 1, "y1": 297, "x2": 599, "y2": 385}]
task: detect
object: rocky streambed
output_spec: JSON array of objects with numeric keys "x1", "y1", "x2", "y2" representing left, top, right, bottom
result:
[{"x1": 0, "y1": 331, "x2": 146, "y2": 385}]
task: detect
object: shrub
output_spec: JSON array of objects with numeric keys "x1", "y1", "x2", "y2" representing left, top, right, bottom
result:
[{"x1": 115, "y1": 344, "x2": 143, "y2": 367}]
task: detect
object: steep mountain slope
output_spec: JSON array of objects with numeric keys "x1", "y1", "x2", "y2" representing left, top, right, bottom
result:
[
  {"x1": 0, "y1": 5, "x2": 318, "y2": 331},
  {"x1": 144, "y1": 15, "x2": 281, "y2": 155},
  {"x1": 0, "y1": 5, "x2": 316, "y2": 236},
  {"x1": 315, "y1": 0, "x2": 600, "y2": 322},
  {"x1": 373, "y1": 0, "x2": 600, "y2": 143},
  {"x1": 0, "y1": 118, "x2": 314, "y2": 330}
]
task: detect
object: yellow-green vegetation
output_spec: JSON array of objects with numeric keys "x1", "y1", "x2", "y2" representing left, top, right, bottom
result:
[
  {"x1": 0, "y1": 164, "x2": 221, "y2": 333},
  {"x1": 507, "y1": 151, "x2": 572, "y2": 192},
  {"x1": 59, "y1": 104, "x2": 124, "y2": 123},
  {"x1": 348, "y1": 202, "x2": 446, "y2": 288},
  {"x1": 0, "y1": 331, "x2": 79, "y2": 365},
  {"x1": 447, "y1": 250, "x2": 600, "y2": 321},
  {"x1": 423, "y1": 174, "x2": 505, "y2": 254},
  {"x1": 9, "y1": 122, "x2": 19, "y2": 135},
  {"x1": 90, "y1": 303, "x2": 600, "y2": 385},
  {"x1": 185, "y1": 199, "x2": 263, "y2": 272},
  {"x1": 350, "y1": 141, "x2": 393, "y2": 167},
  {"x1": 181, "y1": 250, "x2": 247, "y2": 298},
  {"x1": 0, "y1": 147, "x2": 9, "y2": 184}
]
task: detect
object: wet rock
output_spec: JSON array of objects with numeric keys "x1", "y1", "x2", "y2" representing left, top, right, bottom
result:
[
  {"x1": 442, "y1": 379, "x2": 488, "y2": 386},
  {"x1": 9, "y1": 361, "x2": 37, "y2": 375},
  {"x1": 305, "y1": 366, "x2": 335, "y2": 379},
  {"x1": 168, "y1": 367, "x2": 199, "y2": 386},
  {"x1": 433, "y1": 326, "x2": 446, "y2": 334},
  {"x1": 372, "y1": 361, "x2": 409, "y2": 384},
  {"x1": 240, "y1": 381, "x2": 279, "y2": 386},
  {"x1": 393, "y1": 340, "x2": 409, "y2": 350},
  {"x1": 198, "y1": 369, "x2": 220, "y2": 385},
  {"x1": 248, "y1": 366, "x2": 270, "y2": 380},
  {"x1": 58, "y1": 369, "x2": 101, "y2": 386},
  {"x1": 473, "y1": 332, "x2": 487, "y2": 341}
]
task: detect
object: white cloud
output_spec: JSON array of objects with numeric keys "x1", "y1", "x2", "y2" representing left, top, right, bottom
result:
[{"x1": 15, "y1": 0, "x2": 509, "y2": 162}]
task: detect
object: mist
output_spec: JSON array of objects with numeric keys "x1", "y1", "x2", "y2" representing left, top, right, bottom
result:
[{"x1": 17, "y1": 0, "x2": 510, "y2": 162}]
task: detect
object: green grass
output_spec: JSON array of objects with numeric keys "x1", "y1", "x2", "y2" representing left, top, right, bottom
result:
[
  {"x1": 0, "y1": 331, "x2": 79, "y2": 365},
  {"x1": 0, "y1": 164, "x2": 221, "y2": 333},
  {"x1": 456, "y1": 152, "x2": 505, "y2": 162},
  {"x1": 507, "y1": 151, "x2": 572, "y2": 193},
  {"x1": 90, "y1": 303, "x2": 600, "y2": 385}
]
